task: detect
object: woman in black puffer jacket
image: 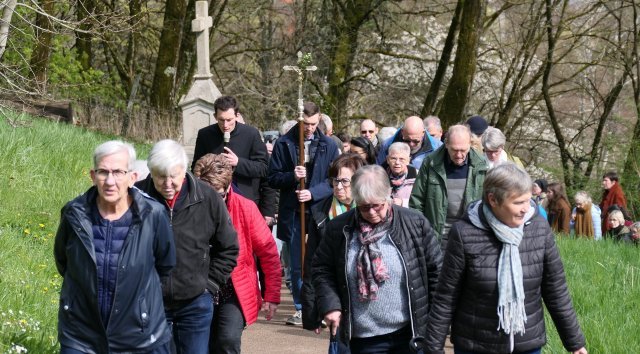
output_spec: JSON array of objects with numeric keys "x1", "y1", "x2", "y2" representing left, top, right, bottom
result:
[{"x1": 425, "y1": 163, "x2": 587, "y2": 354}]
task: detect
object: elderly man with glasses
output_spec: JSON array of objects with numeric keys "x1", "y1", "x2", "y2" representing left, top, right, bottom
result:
[
  {"x1": 376, "y1": 116, "x2": 442, "y2": 170},
  {"x1": 55, "y1": 141, "x2": 176, "y2": 354}
]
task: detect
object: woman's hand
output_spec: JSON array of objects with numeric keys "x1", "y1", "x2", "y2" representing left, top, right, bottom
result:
[
  {"x1": 573, "y1": 347, "x2": 588, "y2": 354},
  {"x1": 261, "y1": 301, "x2": 278, "y2": 321},
  {"x1": 324, "y1": 310, "x2": 341, "y2": 336}
]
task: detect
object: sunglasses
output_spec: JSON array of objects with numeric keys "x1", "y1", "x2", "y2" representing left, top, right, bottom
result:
[
  {"x1": 361, "y1": 130, "x2": 375, "y2": 134},
  {"x1": 402, "y1": 137, "x2": 421, "y2": 145},
  {"x1": 357, "y1": 203, "x2": 386, "y2": 212}
]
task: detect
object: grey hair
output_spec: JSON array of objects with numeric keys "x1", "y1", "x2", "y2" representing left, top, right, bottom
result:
[
  {"x1": 93, "y1": 140, "x2": 136, "y2": 170},
  {"x1": 446, "y1": 124, "x2": 471, "y2": 143},
  {"x1": 147, "y1": 139, "x2": 188, "y2": 175},
  {"x1": 351, "y1": 165, "x2": 392, "y2": 204},
  {"x1": 482, "y1": 162, "x2": 532, "y2": 204},
  {"x1": 630, "y1": 222, "x2": 640, "y2": 232},
  {"x1": 388, "y1": 142, "x2": 410, "y2": 156},
  {"x1": 378, "y1": 127, "x2": 397, "y2": 143},
  {"x1": 321, "y1": 114, "x2": 333, "y2": 130},
  {"x1": 280, "y1": 120, "x2": 297, "y2": 135},
  {"x1": 423, "y1": 115, "x2": 442, "y2": 129},
  {"x1": 481, "y1": 127, "x2": 506, "y2": 151},
  {"x1": 574, "y1": 191, "x2": 592, "y2": 205}
]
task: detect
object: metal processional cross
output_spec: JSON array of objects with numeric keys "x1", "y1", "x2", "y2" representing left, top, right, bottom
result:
[{"x1": 283, "y1": 52, "x2": 317, "y2": 274}]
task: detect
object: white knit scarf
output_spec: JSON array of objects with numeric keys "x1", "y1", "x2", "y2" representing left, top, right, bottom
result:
[{"x1": 482, "y1": 203, "x2": 527, "y2": 353}]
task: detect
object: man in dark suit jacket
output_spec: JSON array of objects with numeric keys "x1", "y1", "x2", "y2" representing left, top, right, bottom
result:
[{"x1": 192, "y1": 96, "x2": 268, "y2": 204}]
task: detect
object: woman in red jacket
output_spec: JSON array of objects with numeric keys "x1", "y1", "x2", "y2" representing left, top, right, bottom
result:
[{"x1": 194, "y1": 153, "x2": 281, "y2": 354}]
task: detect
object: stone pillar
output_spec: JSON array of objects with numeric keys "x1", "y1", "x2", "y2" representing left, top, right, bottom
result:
[{"x1": 178, "y1": 1, "x2": 221, "y2": 163}]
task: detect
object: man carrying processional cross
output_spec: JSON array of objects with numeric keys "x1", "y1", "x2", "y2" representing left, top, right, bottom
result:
[{"x1": 268, "y1": 54, "x2": 339, "y2": 325}]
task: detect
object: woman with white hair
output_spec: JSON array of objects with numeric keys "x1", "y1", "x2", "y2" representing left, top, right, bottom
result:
[
  {"x1": 570, "y1": 191, "x2": 602, "y2": 240},
  {"x1": 385, "y1": 142, "x2": 416, "y2": 207},
  {"x1": 312, "y1": 165, "x2": 442, "y2": 353},
  {"x1": 425, "y1": 163, "x2": 587, "y2": 354},
  {"x1": 481, "y1": 127, "x2": 523, "y2": 169}
]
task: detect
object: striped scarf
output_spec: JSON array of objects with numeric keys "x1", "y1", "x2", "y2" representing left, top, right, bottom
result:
[{"x1": 328, "y1": 197, "x2": 354, "y2": 220}]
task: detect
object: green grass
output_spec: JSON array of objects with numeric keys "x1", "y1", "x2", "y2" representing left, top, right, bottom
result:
[
  {"x1": 0, "y1": 111, "x2": 149, "y2": 353},
  {"x1": 544, "y1": 236, "x2": 640, "y2": 353},
  {"x1": 0, "y1": 111, "x2": 638, "y2": 353}
]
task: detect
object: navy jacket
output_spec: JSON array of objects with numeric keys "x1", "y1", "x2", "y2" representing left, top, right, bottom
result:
[
  {"x1": 268, "y1": 124, "x2": 339, "y2": 242},
  {"x1": 54, "y1": 187, "x2": 175, "y2": 353}
]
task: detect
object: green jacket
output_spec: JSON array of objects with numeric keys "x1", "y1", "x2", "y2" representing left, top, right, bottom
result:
[{"x1": 409, "y1": 146, "x2": 488, "y2": 239}]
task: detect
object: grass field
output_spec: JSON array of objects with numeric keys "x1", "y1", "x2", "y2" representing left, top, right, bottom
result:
[{"x1": 0, "y1": 111, "x2": 638, "y2": 353}]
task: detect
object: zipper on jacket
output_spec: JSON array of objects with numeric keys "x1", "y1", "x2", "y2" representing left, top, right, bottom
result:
[
  {"x1": 387, "y1": 234, "x2": 416, "y2": 339},
  {"x1": 342, "y1": 225, "x2": 353, "y2": 341}
]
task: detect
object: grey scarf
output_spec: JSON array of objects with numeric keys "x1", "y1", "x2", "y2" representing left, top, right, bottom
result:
[{"x1": 482, "y1": 203, "x2": 527, "y2": 352}]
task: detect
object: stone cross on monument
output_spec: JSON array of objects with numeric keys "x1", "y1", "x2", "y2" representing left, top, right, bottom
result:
[{"x1": 179, "y1": 0, "x2": 222, "y2": 163}]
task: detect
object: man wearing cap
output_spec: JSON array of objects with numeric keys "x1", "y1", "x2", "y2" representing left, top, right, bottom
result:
[
  {"x1": 465, "y1": 115, "x2": 489, "y2": 153},
  {"x1": 409, "y1": 124, "x2": 487, "y2": 251},
  {"x1": 376, "y1": 116, "x2": 443, "y2": 170}
]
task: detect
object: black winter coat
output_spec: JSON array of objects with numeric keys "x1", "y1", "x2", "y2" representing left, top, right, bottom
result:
[
  {"x1": 54, "y1": 187, "x2": 176, "y2": 353},
  {"x1": 312, "y1": 205, "x2": 442, "y2": 348},
  {"x1": 424, "y1": 202, "x2": 586, "y2": 354},
  {"x1": 136, "y1": 172, "x2": 239, "y2": 306},
  {"x1": 301, "y1": 196, "x2": 333, "y2": 330}
]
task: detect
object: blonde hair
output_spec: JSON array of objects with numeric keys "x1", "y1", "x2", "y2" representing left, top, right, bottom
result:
[{"x1": 608, "y1": 210, "x2": 625, "y2": 224}]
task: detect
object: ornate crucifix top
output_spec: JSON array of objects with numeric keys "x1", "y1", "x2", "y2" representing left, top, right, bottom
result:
[
  {"x1": 192, "y1": 1, "x2": 213, "y2": 78},
  {"x1": 283, "y1": 52, "x2": 317, "y2": 121}
]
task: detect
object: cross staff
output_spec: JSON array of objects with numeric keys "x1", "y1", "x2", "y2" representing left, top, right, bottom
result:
[{"x1": 283, "y1": 52, "x2": 317, "y2": 276}]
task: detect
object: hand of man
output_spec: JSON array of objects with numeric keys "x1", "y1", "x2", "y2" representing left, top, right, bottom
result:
[
  {"x1": 324, "y1": 310, "x2": 341, "y2": 336},
  {"x1": 261, "y1": 301, "x2": 278, "y2": 320},
  {"x1": 222, "y1": 147, "x2": 239, "y2": 167},
  {"x1": 294, "y1": 165, "x2": 307, "y2": 181},
  {"x1": 266, "y1": 142, "x2": 273, "y2": 155},
  {"x1": 296, "y1": 189, "x2": 312, "y2": 202},
  {"x1": 572, "y1": 347, "x2": 588, "y2": 354}
]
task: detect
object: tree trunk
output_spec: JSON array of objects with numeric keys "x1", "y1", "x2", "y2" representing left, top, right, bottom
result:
[
  {"x1": 0, "y1": 0, "x2": 18, "y2": 61},
  {"x1": 150, "y1": 0, "x2": 189, "y2": 110},
  {"x1": 420, "y1": 0, "x2": 462, "y2": 119},
  {"x1": 542, "y1": 0, "x2": 572, "y2": 188},
  {"x1": 29, "y1": 0, "x2": 55, "y2": 91},
  {"x1": 438, "y1": 0, "x2": 484, "y2": 127},
  {"x1": 76, "y1": 0, "x2": 96, "y2": 71},
  {"x1": 324, "y1": 0, "x2": 386, "y2": 129}
]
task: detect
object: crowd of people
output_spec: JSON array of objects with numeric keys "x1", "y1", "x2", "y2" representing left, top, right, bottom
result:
[{"x1": 55, "y1": 94, "x2": 640, "y2": 353}]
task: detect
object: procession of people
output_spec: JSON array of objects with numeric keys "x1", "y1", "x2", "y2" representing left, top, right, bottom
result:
[{"x1": 57, "y1": 94, "x2": 640, "y2": 354}]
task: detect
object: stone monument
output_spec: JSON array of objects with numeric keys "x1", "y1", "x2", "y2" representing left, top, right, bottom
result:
[{"x1": 178, "y1": 0, "x2": 221, "y2": 162}]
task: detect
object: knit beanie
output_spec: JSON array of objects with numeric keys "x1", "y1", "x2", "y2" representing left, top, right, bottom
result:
[
  {"x1": 466, "y1": 115, "x2": 489, "y2": 136},
  {"x1": 534, "y1": 179, "x2": 548, "y2": 193}
]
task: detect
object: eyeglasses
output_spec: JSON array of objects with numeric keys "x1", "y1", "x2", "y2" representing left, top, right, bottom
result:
[
  {"x1": 94, "y1": 169, "x2": 129, "y2": 181},
  {"x1": 388, "y1": 157, "x2": 407, "y2": 163},
  {"x1": 330, "y1": 178, "x2": 351, "y2": 187},
  {"x1": 361, "y1": 130, "x2": 375, "y2": 134},
  {"x1": 357, "y1": 203, "x2": 386, "y2": 212}
]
